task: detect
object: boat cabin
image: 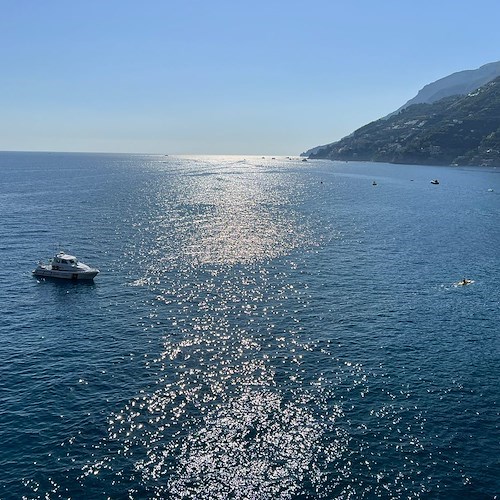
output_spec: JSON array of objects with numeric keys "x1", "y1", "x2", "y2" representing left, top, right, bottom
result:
[{"x1": 51, "y1": 253, "x2": 79, "y2": 268}]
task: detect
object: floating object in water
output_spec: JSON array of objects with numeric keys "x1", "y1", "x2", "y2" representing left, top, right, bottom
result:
[
  {"x1": 33, "y1": 252, "x2": 99, "y2": 280},
  {"x1": 372, "y1": 181, "x2": 377, "y2": 186},
  {"x1": 431, "y1": 179, "x2": 440, "y2": 185},
  {"x1": 455, "y1": 278, "x2": 474, "y2": 286}
]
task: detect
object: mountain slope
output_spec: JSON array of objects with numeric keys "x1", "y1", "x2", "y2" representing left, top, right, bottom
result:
[
  {"x1": 394, "y1": 61, "x2": 500, "y2": 113},
  {"x1": 308, "y1": 76, "x2": 500, "y2": 167}
]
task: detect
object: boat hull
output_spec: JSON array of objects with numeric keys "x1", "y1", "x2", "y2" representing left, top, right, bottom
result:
[{"x1": 33, "y1": 267, "x2": 99, "y2": 280}]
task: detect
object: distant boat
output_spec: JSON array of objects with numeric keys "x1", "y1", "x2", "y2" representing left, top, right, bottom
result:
[
  {"x1": 33, "y1": 252, "x2": 99, "y2": 280},
  {"x1": 302, "y1": 158, "x2": 307, "y2": 162},
  {"x1": 455, "y1": 278, "x2": 474, "y2": 286},
  {"x1": 372, "y1": 181, "x2": 377, "y2": 186},
  {"x1": 431, "y1": 179, "x2": 440, "y2": 185}
]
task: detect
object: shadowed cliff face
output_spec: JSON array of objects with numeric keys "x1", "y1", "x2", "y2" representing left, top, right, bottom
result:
[{"x1": 309, "y1": 77, "x2": 500, "y2": 167}]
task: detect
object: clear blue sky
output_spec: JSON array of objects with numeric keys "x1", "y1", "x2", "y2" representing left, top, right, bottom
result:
[{"x1": 1, "y1": 0, "x2": 499, "y2": 155}]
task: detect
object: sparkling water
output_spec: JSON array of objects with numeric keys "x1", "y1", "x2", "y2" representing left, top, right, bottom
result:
[{"x1": 0, "y1": 152, "x2": 498, "y2": 498}]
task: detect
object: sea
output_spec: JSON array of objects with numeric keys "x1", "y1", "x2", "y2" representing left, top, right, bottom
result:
[{"x1": 0, "y1": 152, "x2": 498, "y2": 499}]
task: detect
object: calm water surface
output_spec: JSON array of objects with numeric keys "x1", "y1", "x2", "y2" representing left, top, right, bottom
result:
[{"x1": 0, "y1": 153, "x2": 498, "y2": 499}]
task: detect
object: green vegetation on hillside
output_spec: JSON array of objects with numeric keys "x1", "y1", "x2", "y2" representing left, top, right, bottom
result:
[{"x1": 310, "y1": 77, "x2": 500, "y2": 167}]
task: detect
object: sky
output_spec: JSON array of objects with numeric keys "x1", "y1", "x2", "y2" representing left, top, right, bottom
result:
[{"x1": 1, "y1": 0, "x2": 499, "y2": 155}]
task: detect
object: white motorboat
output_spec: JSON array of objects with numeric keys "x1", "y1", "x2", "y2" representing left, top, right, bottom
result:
[{"x1": 33, "y1": 252, "x2": 99, "y2": 280}]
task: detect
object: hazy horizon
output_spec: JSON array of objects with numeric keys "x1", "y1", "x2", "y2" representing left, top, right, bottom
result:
[{"x1": 1, "y1": 0, "x2": 499, "y2": 156}]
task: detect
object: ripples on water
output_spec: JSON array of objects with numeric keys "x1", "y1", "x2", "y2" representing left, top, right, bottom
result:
[{"x1": 0, "y1": 154, "x2": 498, "y2": 498}]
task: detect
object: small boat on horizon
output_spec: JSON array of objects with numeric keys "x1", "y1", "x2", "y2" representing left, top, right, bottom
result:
[
  {"x1": 33, "y1": 252, "x2": 99, "y2": 280},
  {"x1": 431, "y1": 179, "x2": 440, "y2": 185}
]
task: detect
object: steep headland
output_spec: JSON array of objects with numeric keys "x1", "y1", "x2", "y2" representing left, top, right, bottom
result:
[{"x1": 305, "y1": 62, "x2": 500, "y2": 167}]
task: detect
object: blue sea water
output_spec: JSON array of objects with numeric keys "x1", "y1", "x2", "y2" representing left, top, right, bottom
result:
[{"x1": 0, "y1": 152, "x2": 498, "y2": 499}]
